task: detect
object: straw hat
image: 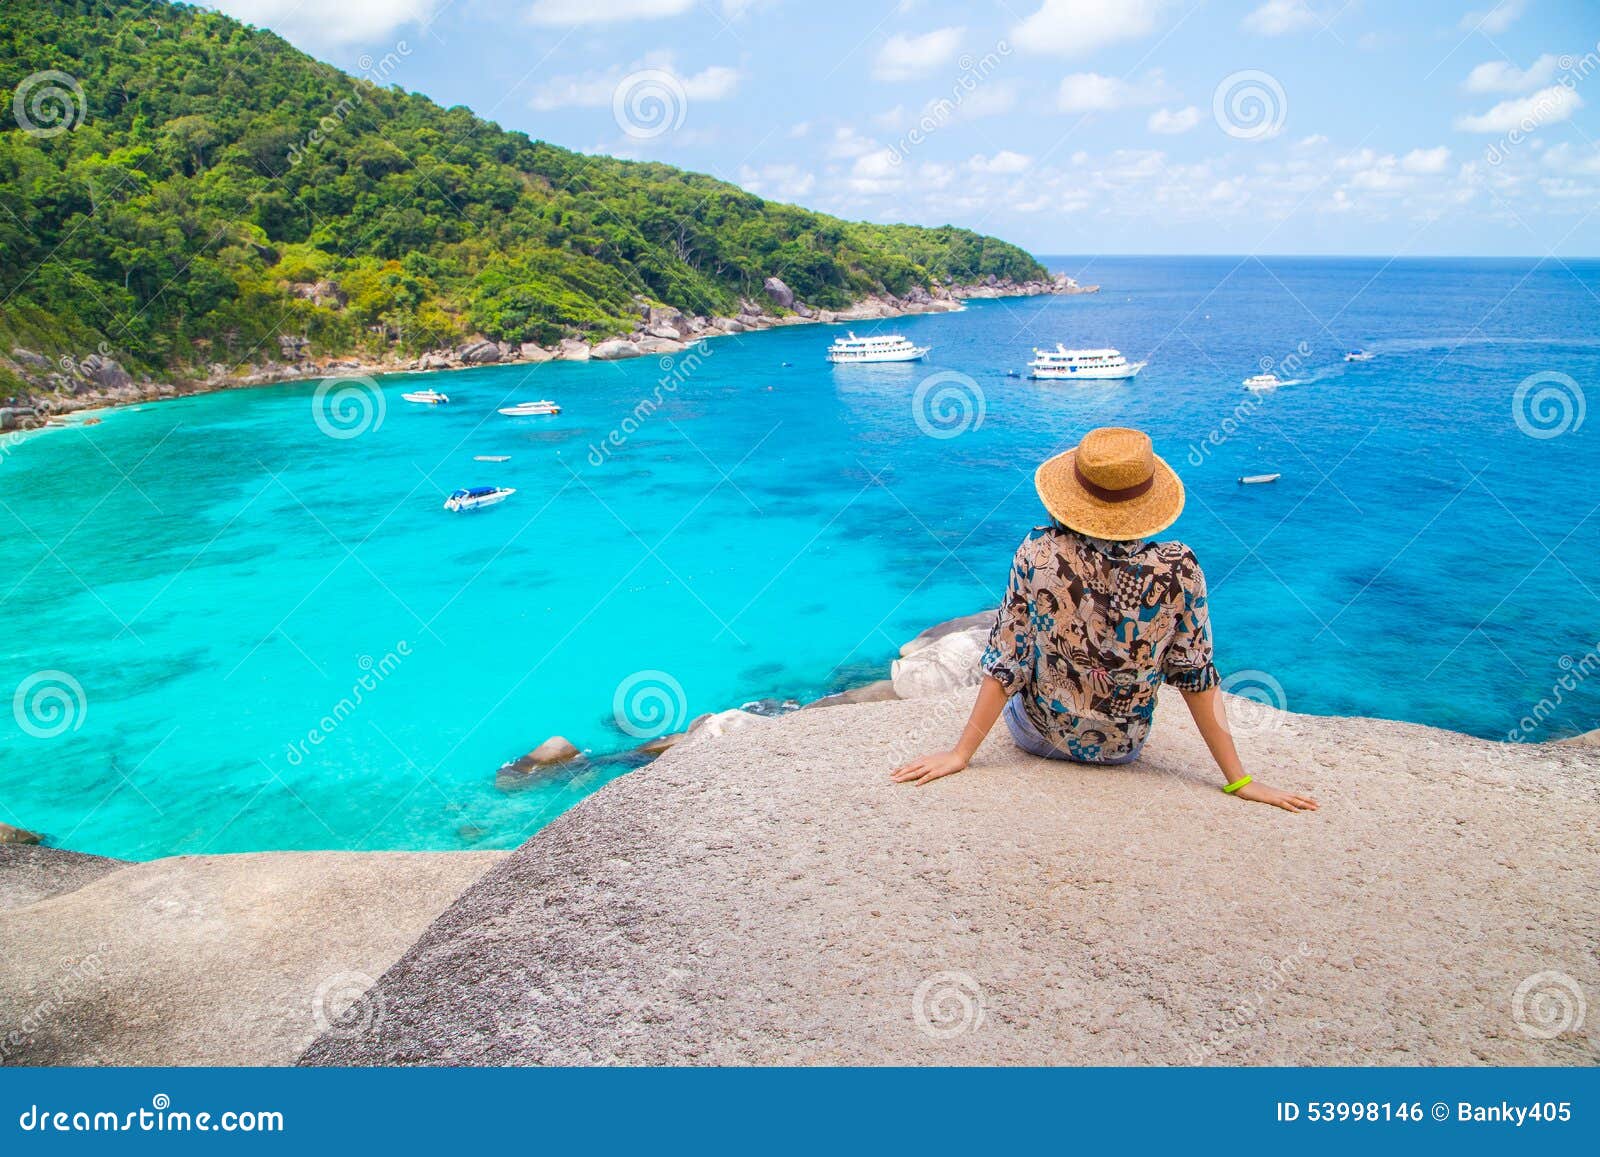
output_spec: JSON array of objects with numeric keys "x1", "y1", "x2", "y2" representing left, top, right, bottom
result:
[{"x1": 1034, "y1": 427, "x2": 1185, "y2": 541}]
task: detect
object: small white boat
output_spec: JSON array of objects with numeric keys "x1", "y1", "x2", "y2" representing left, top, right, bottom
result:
[
  {"x1": 403, "y1": 389, "x2": 450, "y2": 405},
  {"x1": 473, "y1": 455, "x2": 511, "y2": 462},
  {"x1": 825, "y1": 332, "x2": 929, "y2": 363},
  {"x1": 1344, "y1": 349, "x2": 1374, "y2": 362},
  {"x1": 498, "y1": 400, "x2": 560, "y2": 416},
  {"x1": 444, "y1": 486, "x2": 515, "y2": 512},
  {"x1": 1027, "y1": 346, "x2": 1146, "y2": 381},
  {"x1": 1238, "y1": 473, "x2": 1281, "y2": 485},
  {"x1": 1243, "y1": 373, "x2": 1282, "y2": 392}
]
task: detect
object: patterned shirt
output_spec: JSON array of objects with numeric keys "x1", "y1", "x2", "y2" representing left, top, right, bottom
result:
[{"x1": 981, "y1": 526, "x2": 1219, "y2": 761}]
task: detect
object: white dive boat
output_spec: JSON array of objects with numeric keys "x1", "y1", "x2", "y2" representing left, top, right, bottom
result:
[
  {"x1": 497, "y1": 400, "x2": 561, "y2": 416},
  {"x1": 1238, "y1": 473, "x2": 1281, "y2": 485},
  {"x1": 473, "y1": 455, "x2": 511, "y2": 462},
  {"x1": 1344, "y1": 349, "x2": 1374, "y2": 362},
  {"x1": 1027, "y1": 346, "x2": 1146, "y2": 380},
  {"x1": 403, "y1": 388, "x2": 450, "y2": 405},
  {"x1": 444, "y1": 486, "x2": 515, "y2": 512},
  {"x1": 1243, "y1": 373, "x2": 1283, "y2": 391},
  {"x1": 825, "y1": 332, "x2": 930, "y2": 363}
]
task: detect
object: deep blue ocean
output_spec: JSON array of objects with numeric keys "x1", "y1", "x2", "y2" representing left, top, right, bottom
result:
[{"x1": 3, "y1": 255, "x2": 1597, "y2": 860}]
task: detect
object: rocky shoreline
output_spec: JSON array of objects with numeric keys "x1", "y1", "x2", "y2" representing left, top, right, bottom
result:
[{"x1": 0, "y1": 274, "x2": 1095, "y2": 432}]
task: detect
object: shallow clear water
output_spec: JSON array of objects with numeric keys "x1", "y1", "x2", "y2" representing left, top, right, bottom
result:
[{"x1": 3, "y1": 255, "x2": 1597, "y2": 860}]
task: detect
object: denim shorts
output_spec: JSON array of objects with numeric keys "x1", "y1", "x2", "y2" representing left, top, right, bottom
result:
[{"x1": 1002, "y1": 695, "x2": 1142, "y2": 765}]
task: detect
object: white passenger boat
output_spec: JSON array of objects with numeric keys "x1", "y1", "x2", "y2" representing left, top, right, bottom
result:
[
  {"x1": 1238, "y1": 473, "x2": 1281, "y2": 485},
  {"x1": 444, "y1": 486, "x2": 515, "y2": 512},
  {"x1": 825, "y1": 332, "x2": 930, "y2": 363},
  {"x1": 497, "y1": 400, "x2": 561, "y2": 416},
  {"x1": 1027, "y1": 346, "x2": 1146, "y2": 380},
  {"x1": 1344, "y1": 349, "x2": 1374, "y2": 362},
  {"x1": 1243, "y1": 373, "x2": 1283, "y2": 392},
  {"x1": 402, "y1": 388, "x2": 450, "y2": 405}
]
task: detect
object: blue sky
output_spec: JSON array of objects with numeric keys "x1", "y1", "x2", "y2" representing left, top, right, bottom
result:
[{"x1": 208, "y1": 1, "x2": 1600, "y2": 256}]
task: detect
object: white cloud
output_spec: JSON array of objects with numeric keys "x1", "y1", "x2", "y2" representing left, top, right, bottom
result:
[
  {"x1": 968, "y1": 150, "x2": 1032, "y2": 173},
  {"x1": 1012, "y1": 0, "x2": 1166, "y2": 57},
  {"x1": 1454, "y1": 84, "x2": 1583, "y2": 132},
  {"x1": 848, "y1": 148, "x2": 907, "y2": 194},
  {"x1": 1241, "y1": 1, "x2": 1319, "y2": 36},
  {"x1": 874, "y1": 27, "x2": 965, "y2": 81},
  {"x1": 208, "y1": 0, "x2": 440, "y2": 45},
  {"x1": 1460, "y1": 0, "x2": 1525, "y2": 34},
  {"x1": 1057, "y1": 72, "x2": 1162, "y2": 112},
  {"x1": 527, "y1": 0, "x2": 693, "y2": 24},
  {"x1": 1401, "y1": 146, "x2": 1451, "y2": 174},
  {"x1": 1463, "y1": 54, "x2": 1559, "y2": 93},
  {"x1": 738, "y1": 163, "x2": 816, "y2": 200},
  {"x1": 530, "y1": 56, "x2": 741, "y2": 109},
  {"x1": 1543, "y1": 142, "x2": 1600, "y2": 175},
  {"x1": 1147, "y1": 105, "x2": 1201, "y2": 133}
]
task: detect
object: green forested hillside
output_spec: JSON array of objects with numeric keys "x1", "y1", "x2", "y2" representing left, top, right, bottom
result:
[{"x1": 0, "y1": 0, "x2": 1046, "y2": 386}]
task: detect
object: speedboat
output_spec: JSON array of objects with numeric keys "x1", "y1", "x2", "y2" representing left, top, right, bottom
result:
[
  {"x1": 498, "y1": 400, "x2": 560, "y2": 416},
  {"x1": 403, "y1": 389, "x2": 450, "y2": 405},
  {"x1": 1243, "y1": 373, "x2": 1282, "y2": 391},
  {"x1": 1344, "y1": 349, "x2": 1374, "y2": 362},
  {"x1": 1238, "y1": 473, "x2": 1281, "y2": 485},
  {"x1": 825, "y1": 332, "x2": 930, "y2": 363},
  {"x1": 444, "y1": 486, "x2": 515, "y2": 512},
  {"x1": 1028, "y1": 346, "x2": 1146, "y2": 381}
]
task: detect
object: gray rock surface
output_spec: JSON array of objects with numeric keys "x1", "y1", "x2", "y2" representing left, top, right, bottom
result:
[
  {"x1": 0, "y1": 846, "x2": 125, "y2": 911},
  {"x1": 899, "y1": 610, "x2": 997, "y2": 657},
  {"x1": 590, "y1": 340, "x2": 642, "y2": 361},
  {"x1": 300, "y1": 690, "x2": 1600, "y2": 1066},
  {"x1": 0, "y1": 822, "x2": 44, "y2": 846},
  {"x1": 0, "y1": 851, "x2": 504, "y2": 1065},
  {"x1": 889, "y1": 627, "x2": 988, "y2": 697},
  {"x1": 762, "y1": 277, "x2": 795, "y2": 309}
]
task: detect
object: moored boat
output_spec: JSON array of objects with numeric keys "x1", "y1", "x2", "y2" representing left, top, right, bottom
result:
[
  {"x1": 444, "y1": 486, "x2": 515, "y2": 512},
  {"x1": 825, "y1": 332, "x2": 929, "y2": 363},
  {"x1": 473, "y1": 455, "x2": 511, "y2": 462},
  {"x1": 1238, "y1": 473, "x2": 1281, "y2": 485},
  {"x1": 403, "y1": 388, "x2": 450, "y2": 404},
  {"x1": 498, "y1": 400, "x2": 561, "y2": 416},
  {"x1": 1027, "y1": 346, "x2": 1146, "y2": 381}
]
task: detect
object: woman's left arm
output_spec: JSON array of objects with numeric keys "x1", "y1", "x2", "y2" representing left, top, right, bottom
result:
[
  {"x1": 1179, "y1": 686, "x2": 1320, "y2": 813},
  {"x1": 891, "y1": 675, "x2": 1009, "y2": 786}
]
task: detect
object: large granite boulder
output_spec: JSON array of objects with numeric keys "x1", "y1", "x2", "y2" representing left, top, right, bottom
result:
[
  {"x1": 899, "y1": 610, "x2": 996, "y2": 657},
  {"x1": 555, "y1": 339, "x2": 591, "y2": 362},
  {"x1": 457, "y1": 339, "x2": 500, "y2": 364},
  {"x1": 518, "y1": 343, "x2": 554, "y2": 363},
  {"x1": 763, "y1": 277, "x2": 795, "y2": 309},
  {"x1": 890, "y1": 626, "x2": 988, "y2": 698},
  {"x1": 590, "y1": 339, "x2": 642, "y2": 361}
]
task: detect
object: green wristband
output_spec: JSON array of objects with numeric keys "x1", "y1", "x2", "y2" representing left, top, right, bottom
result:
[{"x1": 1222, "y1": 774, "x2": 1252, "y2": 794}]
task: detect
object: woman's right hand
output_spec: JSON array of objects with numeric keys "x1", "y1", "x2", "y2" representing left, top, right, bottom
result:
[
  {"x1": 891, "y1": 750, "x2": 969, "y2": 786},
  {"x1": 1232, "y1": 779, "x2": 1319, "y2": 812}
]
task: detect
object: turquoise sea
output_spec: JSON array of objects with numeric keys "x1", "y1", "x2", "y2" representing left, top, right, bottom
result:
[{"x1": 3, "y1": 256, "x2": 1597, "y2": 860}]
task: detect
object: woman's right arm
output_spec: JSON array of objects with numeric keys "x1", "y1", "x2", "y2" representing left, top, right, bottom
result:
[
  {"x1": 1179, "y1": 686, "x2": 1320, "y2": 813},
  {"x1": 891, "y1": 676, "x2": 1008, "y2": 786}
]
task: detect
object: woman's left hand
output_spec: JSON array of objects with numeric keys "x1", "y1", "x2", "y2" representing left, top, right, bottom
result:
[{"x1": 891, "y1": 750, "x2": 968, "y2": 786}]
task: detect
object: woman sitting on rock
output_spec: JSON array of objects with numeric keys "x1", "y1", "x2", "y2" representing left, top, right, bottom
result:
[{"x1": 892, "y1": 426, "x2": 1319, "y2": 813}]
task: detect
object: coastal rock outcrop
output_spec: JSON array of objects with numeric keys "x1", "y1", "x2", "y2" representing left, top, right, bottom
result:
[
  {"x1": 762, "y1": 277, "x2": 795, "y2": 309},
  {"x1": 0, "y1": 822, "x2": 43, "y2": 846},
  {"x1": 457, "y1": 339, "x2": 501, "y2": 365},
  {"x1": 890, "y1": 625, "x2": 989, "y2": 698},
  {"x1": 590, "y1": 339, "x2": 642, "y2": 361},
  {"x1": 899, "y1": 611, "x2": 996, "y2": 657}
]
